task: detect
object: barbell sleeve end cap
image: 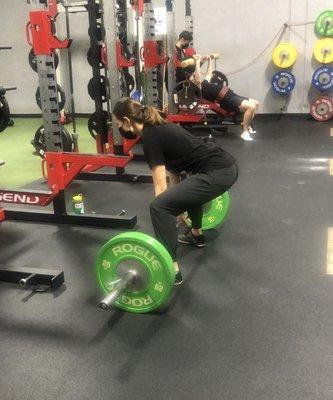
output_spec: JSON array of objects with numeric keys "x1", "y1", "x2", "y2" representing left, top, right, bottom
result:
[
  {"x1": 99, "y1": 302, "x2": 109, "y2": 311},
  {"x1": 19, "y1": 278, "x2": 28, "y2": 287}
]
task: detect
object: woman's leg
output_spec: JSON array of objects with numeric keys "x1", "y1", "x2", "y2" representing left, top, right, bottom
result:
[
  {"x1": 150, "y1": 166, "x2": 238, "y2": 262},
  {"x1": 150, "y1": 175, "x2": 212, "y2": 262}
]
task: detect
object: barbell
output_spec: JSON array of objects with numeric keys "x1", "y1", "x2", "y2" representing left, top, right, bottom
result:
[
  {"x1": 96, "y1": 192, "x2": 231, "y2": 313},
  {"x1": 180, "y1": 53, "x2": 220, "y2": 69}
]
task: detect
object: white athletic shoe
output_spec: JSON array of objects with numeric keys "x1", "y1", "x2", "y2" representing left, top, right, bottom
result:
[
  {"x1": 248, "y1": 126, "x2": 256, "y2": 134},
  {"x1": 241, "y1": 131, "x2": 253, "y2": 142}
]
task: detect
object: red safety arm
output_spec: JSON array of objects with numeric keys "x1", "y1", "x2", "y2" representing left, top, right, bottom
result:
[
  {"x1": 27, "y1": 0, "x2": 70, "y2": 55},
  {"x1": 0, "y1": 189, "x2": 57, "y2": 207},
  {"x1": 0, "y1": 208, "x2": 5, "y2": 222},
  {"x1": 47, "y1": 0, "x2": 59, "y2": 18},
  {"x1": 45, "y1": 152, "x2": 133, "y2": 192},
  {"x1": 131, "y1": 0, "x2": 144, "y2": 17},
  {"x1": 141, "y1": 41, "x2": 168, "y2": 68},
  {"x1": 26, "y1": 22, "x2": 33, "y2": 46},
  {"x1": 116, "y1": 41, "x2": 136, "y2": 68},
  {"x1": 123, "y1": 137, "x2": 142, "y2": 155},
  {"x1": 29, "y1": 11, "x2": 70, "y2": 55}
]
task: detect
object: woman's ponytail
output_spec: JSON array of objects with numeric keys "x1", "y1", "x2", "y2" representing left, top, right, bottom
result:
[
  {"x1": 113, "y1": 98, "x2": 167, "y2": 125},
  {"x1": 142, "y1": 105, "x2": 167, "y2": 125}
]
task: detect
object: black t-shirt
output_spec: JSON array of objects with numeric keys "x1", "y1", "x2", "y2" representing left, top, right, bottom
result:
[
  {"x1": 165, "y1": 46, "x2": 193, "y2": 87},
  {"x1": 175, "y1": 45, "x2": 187, "y2": 84},
  {"x1": 201, "y1": 79, "x2": 230, "y2": 102},
  {"x1": 142, "y1": 123, "x2": 235, "y2": 174}
]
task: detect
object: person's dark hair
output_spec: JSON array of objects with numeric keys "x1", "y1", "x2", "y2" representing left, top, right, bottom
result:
[
  {"x1": 179, "y1": 30, "x2": 193, "y2": 42},
  {"x1": 113, "y1": 98, "x2": 167, "y2": 126}
]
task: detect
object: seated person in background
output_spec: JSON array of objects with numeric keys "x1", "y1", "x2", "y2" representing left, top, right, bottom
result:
[{"x1": 192, "y1": 54, "x2": 259, "y2": 142}]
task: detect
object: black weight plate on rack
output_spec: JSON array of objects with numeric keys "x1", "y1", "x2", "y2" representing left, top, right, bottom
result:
[
  {"x1": 29, "y1": 48, "x2": 59, "y2": 73},
  {"x1": 87, "y1": 110, "x2": 109, "y2": 140},
  {"x1": 87, "y1": 46, "x2": 103, "y2": 68},
  {"x1": 87, "y1": 76, "x2": 109, "y2": 102},
  {"x1": 32, "y1": 125, "x2": 73, "y2": 158},
  {"x1": 0, "y1": 96, "x2": 10, "y2": 133},
  {"x1": 88, "y1": 22, "x2": 106, "y2": 41},
  {"x1": 35, "y1": 84, "x2": 66, "y2": 111}
]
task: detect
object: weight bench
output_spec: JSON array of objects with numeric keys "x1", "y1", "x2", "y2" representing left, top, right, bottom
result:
[{"x1": 169, "y1": 80, "x2": 240, "y2": 136}]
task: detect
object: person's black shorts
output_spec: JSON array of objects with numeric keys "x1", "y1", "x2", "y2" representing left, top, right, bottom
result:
[{"x1": 219, "y1": 89, "x2": 249, "y2": 113}]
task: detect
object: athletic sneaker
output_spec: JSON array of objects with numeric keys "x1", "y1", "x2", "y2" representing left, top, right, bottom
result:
[
  {"x1": 174, "y1": 271, "x2": 183, "y2": 285},
  {"x1": 248, "y1": 126, "x2": 256, "y2": 134},
  {"x1": 240, "y1": 131, "x2": 253, "y2": 141},
  {"x1": 178, "y1": 229, "x2": 205, "y2": 248}
]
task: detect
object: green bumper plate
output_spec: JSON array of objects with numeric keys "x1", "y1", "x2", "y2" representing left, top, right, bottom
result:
[
  {"x1": 95, "y1": 232, "x2": 175, "y2": 313},
  {"x1": 186, "y1": 192, "x2": 231, "y2": 230},
  {"x1": 315, "y1": 10, "x2": 333, "y2": 37}
]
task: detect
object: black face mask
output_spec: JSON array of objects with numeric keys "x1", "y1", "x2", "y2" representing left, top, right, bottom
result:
[
  {"x1": 181, "y1": 43, "x2": 190, "y2": 49},
  {"x1": 118, "y1": 126, "x2": 138, "y2": 140}
]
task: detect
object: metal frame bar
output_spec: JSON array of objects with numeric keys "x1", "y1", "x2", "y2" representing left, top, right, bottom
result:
[
  {"x1": 185, "y1": 0, "x2": 193, "y2": 46},
  {"x1": 103, "y1": 0, "x2": 123, "y2": 152},
  {"x1": 36, "y1": 54, "x2": 63, "y2": 151},
  {"x1": 28, "y1": 1, "x2": 71, "y2": 151},
  {"x1": 0, "y1": 265, "x2": 64, "y2": 289},
  {"x1": 3, "y1": 209, "x2": 137, "y2": 228},
  {"x1": 166, "y1": 0, "x2": 176, "y2": 113},
  {"x1": 143, "y1": 0, "x2": 159, "y2": 107}
]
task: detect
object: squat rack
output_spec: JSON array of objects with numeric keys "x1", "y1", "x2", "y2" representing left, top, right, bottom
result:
[{"x1": 1, "y1": 0, "x2": 139, "y2": 228}]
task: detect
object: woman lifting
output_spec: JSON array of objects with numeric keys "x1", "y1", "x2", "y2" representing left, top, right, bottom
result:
[{"x1": 113, "y1": 98, "x2": 238, "y2": 285}]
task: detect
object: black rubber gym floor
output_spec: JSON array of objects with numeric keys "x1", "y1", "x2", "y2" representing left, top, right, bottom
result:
[{"x1": 0, "y1": 119, "x2": 332, "y2": 400}]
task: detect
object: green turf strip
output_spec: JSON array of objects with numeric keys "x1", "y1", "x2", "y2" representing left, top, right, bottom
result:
[{"x1": 0, "y1": 118, "x2": 95, "y2": 188}]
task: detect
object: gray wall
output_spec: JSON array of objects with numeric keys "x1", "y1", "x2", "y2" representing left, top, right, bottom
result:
[
  {"x1": 187, "y1": 0, "x2": 333, "y2": 114},
  {"x1": 0, "y1": 0, "x2": 332, "y2": 114}
]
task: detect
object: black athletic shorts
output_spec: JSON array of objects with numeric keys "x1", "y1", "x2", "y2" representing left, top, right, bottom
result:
[{"x1": 219, "y1": 89, "x2": 249, "y2": 113}]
